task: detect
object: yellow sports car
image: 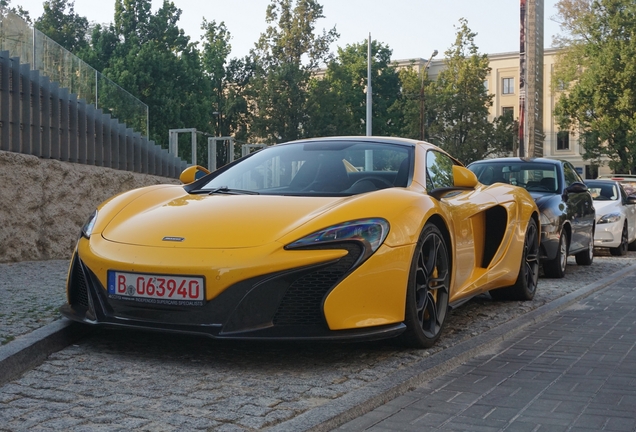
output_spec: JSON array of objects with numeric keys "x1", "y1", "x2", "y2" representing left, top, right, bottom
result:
[{"x1": 62, "y1": 136, "x2": 539, "y2": 348}]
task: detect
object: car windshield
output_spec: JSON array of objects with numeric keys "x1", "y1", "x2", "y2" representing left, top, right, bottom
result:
[
  {"x1": 586, "y1": 182, "x2": 619, "y2": 201},
  {"x1": 470, "y1": 162, "x2": 559, "y2": 193},
  {"x1": 193, "y1": 141, "x2": 412, "y2": 196}
]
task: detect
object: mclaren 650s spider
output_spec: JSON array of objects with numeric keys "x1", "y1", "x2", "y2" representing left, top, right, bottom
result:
[{"x1": 62, "y1": 136, "x2": 540, "y2": 348}]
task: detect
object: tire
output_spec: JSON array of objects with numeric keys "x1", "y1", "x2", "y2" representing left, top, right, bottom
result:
[
  {"x1": 543, "y1": 230, "x2": 568, "y2": 278},
  {"x1": 575, "y1": 233, "x2": 594, "y2": 265},
  {"x1": 610, "y1": 223, "x2": 628, "y2": 256},
  {"x1": 399, "y1": 223, "x2": 450, "y2": 348},
  {"x1": 490, "y1": 218, "x2": 540, "y2": 301}
]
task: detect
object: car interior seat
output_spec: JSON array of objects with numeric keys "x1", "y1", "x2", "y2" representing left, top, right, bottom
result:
[
  {"x1": 540, "y1": 177, "x2": 556, "y2": 192},
  {"x1": 393, "y1": 158, "x2": 410, "y2": 187}
]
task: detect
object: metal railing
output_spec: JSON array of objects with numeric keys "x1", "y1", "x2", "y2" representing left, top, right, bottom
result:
[
  {"x1": 0, "y1": 51, "x2": 186, "y2": 177},
  {"x1": 0, "y1": 9, "x2": 148, "y2": 137}
]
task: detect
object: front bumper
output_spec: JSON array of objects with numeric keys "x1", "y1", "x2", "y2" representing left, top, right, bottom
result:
[
  {"x1": 61, "y1": 249, "x2": 406, "y2": 342},
  {"x1": 594, "y1": 221, "x2": 622, "y2": 248}
]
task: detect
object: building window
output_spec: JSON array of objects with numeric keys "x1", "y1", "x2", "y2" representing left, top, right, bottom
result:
[
  {"x1": 484, "y1": 80, "x2": 489, "y2": 91},
  {"x1": 557, "y1": 131, "x2": 570, "y2": 150},
  {"x1": 502, "y1": 106, "x2": 514, "y2": 119},
  {"x1": 502, "y1": 78, "x2": 515, "y2": 94}
]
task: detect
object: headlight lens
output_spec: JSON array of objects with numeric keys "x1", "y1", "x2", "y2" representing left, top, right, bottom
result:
[
  {"x1": 82, "y1": 210, "x2": 98, "y2": 238},
  {"x1": 287, "y1": 218, "x2": 390, "y2": 252},
  {"x1": 598, "y1": 212, "x2": 621, "y2": 224}
]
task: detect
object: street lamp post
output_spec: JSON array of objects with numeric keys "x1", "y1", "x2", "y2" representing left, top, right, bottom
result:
[{"x1": 420, "y1": 49, "x2": 438, "y2": 141}]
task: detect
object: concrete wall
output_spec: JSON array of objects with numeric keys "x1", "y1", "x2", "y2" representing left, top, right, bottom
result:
[{"x1": 0, "y1": 150, "x2": 180, "y2": 263}]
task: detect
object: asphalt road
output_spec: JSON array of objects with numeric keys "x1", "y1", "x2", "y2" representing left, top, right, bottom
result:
[{"x1": 1, "y1": 251, "x2": 635, "y2": 431}]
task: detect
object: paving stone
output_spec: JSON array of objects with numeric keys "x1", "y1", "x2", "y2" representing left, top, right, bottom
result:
[{"x1": 3, "y1": 255, "x2": 636, "y2": 430}]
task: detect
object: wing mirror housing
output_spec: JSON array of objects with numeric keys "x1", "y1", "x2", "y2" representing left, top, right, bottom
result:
[
  {"x1": 179, "y1": 165, "x2": 211, "y2": 184},
  {"x1": 429, "y1": 166, "x2": 478, "y2": 200},
  {"x1": 453, "y1": 165, "x2": 479, "y2": 188},
  {"x1": 565, "y1": 182, "x2": 588, "y2": 194}
]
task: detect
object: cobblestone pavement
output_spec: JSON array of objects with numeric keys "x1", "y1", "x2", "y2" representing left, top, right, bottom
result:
[
  {"x1": 0, "y1": 252, "x2": 635, "y2": 431},
  {"x1": 0, "y1": 260, "x2": 68, "y2": 346}
]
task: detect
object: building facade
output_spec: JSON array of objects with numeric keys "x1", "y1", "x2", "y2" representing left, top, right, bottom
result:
[{"x1": 399, "y1": 49, "x2": 605, "y2": 179}]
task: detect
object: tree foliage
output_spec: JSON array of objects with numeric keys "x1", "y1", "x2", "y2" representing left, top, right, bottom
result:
[
  {"x1": 0, "y1": 0, "x2": 31, "y2": 22},
  {"x1": 553, "y1": 0, "x2": 636, "y2": 172},
  {"x1": 426, "y1": 19, "x2": 499, "y2": 165},
  {"x1": 305, "y1": 39, "x2": 402, "y2": 137},
  {"x1": 22, "y1": 0, "x2": 515, "y2": 167},
  {"x1": 249, "y1": 0, "x2": 338, "y2": 143},
  {"x1": 34, "y1": 0, "x2": 88, "y2": 53}
]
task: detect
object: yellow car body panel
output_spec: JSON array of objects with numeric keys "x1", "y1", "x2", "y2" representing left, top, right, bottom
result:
[{"x1": 323, "y1": 243, "x2": 413, "y2": 329}]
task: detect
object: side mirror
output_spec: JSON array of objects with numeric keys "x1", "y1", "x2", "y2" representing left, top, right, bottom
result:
[
  {"x1": 429, "y1": 166, "x2": 477, "y2": 200},
  {"x1": 453, "y1": 165, "x2": 478, "y2": 188},
  {"x1": 179, "y1": 165, "x2": 211, "y2": 184},
  {"x1": 627, "y1": 195, "x2": 636, "y2": 205},
  {"x1": 565, "y1": 182, "x2": 588, "y2": 194}
]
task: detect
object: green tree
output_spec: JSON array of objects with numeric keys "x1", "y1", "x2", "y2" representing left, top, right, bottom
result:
[
  {"x1": 200, "y1": 20, "x2": 254, "y2": 162},
  {"x1": 201, "y1": 20, "x2": 252, "y2": 142},
  {"x1": 249, "y1": 0, "x2": 338, "y2": 143},
  {"x1": 553, "y1": 0, "x2": 636, "y2": 173},
  {"x1": 0, "y1": 0, "x2": 31, "y2": 22},
  {"x1": 305, "y1": 39, "x2": 402, "y2": 137},
  {"x1": 34, "y1": 0, "x2": 88, "y2": 53},
  {"x1": 390, "y1": 63, "x2": 437, "y2": 140},
  {"x1": 426, "y1": 19, "x2": 496, "y2": 165},
  {"x1": 91, "y1": 0, "x2": 209, "y2": 146}
]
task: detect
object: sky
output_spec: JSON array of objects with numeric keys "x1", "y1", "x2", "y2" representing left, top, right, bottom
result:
[{"x1": 16, "y1": 0, "x2": 563, "y2": 62}]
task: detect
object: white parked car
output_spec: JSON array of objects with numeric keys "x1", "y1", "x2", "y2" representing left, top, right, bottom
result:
[
  {"x1": 596, "y1": 174, "x2": 636, "y2": 196},
  {"x1": 585, "y1": 179, "x2": 636, "y2": 255}
]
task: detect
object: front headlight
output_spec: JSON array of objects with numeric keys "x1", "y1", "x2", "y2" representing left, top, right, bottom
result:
[
  {"x1": 598, "y1": 212, "x2": 621, "y2": 224},
  {"x1": 81, "y1": 210, "x2": 98, "y2": 238},
  {"x1": 286, "y1": 218, "x2": 390, "y2": 253}
]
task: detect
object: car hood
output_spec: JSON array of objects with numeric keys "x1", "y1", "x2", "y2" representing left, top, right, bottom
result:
[
  {"x1": 592, "y1": 199, "x2": 620, "y2": 215},
  {"x1": 101, "y1": 188, "x2": 351, "y2": 249}
]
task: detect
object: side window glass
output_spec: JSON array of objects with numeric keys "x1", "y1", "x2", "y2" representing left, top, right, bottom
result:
[
  {"x1": 562, "y1": 163, "x2": 580, "y2": 188},
  {"x1": 426, "y1": 151, "x2": 455, "y2": 191}
]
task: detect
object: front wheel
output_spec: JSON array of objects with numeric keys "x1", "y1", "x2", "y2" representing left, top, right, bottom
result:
[
  {"x1": 610, "y1": 223, "x2": 628, "y2": 256},
  {"x1": 490, "y1": 218, "x2": 539, "y2": 301},
  {"x1": 399, "y1": 223, "x2": 450, "y2": 348}
]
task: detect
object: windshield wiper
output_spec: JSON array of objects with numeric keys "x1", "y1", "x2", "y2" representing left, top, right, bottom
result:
[{"x1": 189, "y1": 186, "x2": 259, "y2": 195}]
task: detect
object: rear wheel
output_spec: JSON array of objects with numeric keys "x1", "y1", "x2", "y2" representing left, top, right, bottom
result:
[
  {"x1": 399, "y1": 223, "x2": 450, "y2": 348},
  {"x1": 490, "y1": 218, "x2": 539, "y2": 301},
  {"x1": 575, "y1": 233, "x2": 594, "y2": 265},
  {"x1": 543, "y1": 231, "x2": 568, "y2": 278},
  {"x1": 610, "y1": 223, "x2": 628, "y2": 256}
]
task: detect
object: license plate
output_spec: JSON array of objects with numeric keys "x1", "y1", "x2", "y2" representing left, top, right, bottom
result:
[{"x1": 107, "y1": 271, "x2": 205, "y2": 306}]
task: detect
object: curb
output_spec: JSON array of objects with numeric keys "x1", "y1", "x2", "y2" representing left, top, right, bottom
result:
[
  {"x1": 0, "y1": 318, "x2": 92, "y2": 387},
  {"x1": 268, "y1": 262, "x2": 636, "y2": 432}
]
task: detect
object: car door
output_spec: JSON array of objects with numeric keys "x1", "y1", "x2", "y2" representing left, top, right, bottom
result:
[
  {"x1": 425, "y1": 150, "x2": 493, "y2": 301},
  {"x1": 620, "y1": 184, "x2": 636, "y2": 243},
  {"x1": 562, "y1": 162, "x2": 595, "y2": 253}
]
